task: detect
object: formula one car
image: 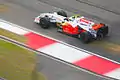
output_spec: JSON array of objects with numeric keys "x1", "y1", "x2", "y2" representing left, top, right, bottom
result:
[{"x1": 34, "y1": 10, "x2": 108, "y2": 43}]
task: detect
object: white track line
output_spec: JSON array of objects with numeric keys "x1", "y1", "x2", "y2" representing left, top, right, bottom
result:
[{"x1": 38, "y1": 42, "x2": 92, "y2": 62}]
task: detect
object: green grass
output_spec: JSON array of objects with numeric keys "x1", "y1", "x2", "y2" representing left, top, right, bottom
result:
[
  {"x1": 0, "y1": 39, "x2": 46, "y2": 80},
  {"x1": 0, "y1": 28, "x2": 27, "y2": 43}
]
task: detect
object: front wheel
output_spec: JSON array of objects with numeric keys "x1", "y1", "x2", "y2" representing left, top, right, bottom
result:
[{"x1": 40, "y1": 17, "x2": 50, "y2": 29}]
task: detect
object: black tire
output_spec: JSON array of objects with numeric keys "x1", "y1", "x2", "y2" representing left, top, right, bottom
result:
[
  {"x1": 97, "y1": 25, "x2": 108, "y2": 40},
  {"x1": 57, "y1": 10, "x2": 67, "y2": 17},
  {"x1": 40, "y1": 17, "x2": 50, "y2": 29},
  {"x1": 97, "y1": 32, "x2": 104, "y2": 40},
  {"x1": 79, "y1": 31, "x2": 92, "y2": 43}
]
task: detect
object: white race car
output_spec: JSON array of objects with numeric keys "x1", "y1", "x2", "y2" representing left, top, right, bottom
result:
[{"x1": 34, "y1": 10, "x2": 67, "y2": 28}]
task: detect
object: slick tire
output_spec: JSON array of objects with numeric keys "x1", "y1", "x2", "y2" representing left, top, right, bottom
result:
[
  {"x1": 97, "y1": 25, "x2": 108, "y2": 40},
  {"x1": 79, "y1": 31, "x2": 92, "y2": 43},
  {"x1": 97, "y1": 31, "x2": 104, "y2": 40},
  {"x1": 57, "y1": 10, "x2": 67, "y2": 17},
  {"x1": 40, "y1": 17, "x2": 50, "y2": 29}
]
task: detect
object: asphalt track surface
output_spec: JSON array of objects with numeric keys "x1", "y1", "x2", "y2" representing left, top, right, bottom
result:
[{"x1": 0, "y1": 0, "x2": 120, "y2": 80}]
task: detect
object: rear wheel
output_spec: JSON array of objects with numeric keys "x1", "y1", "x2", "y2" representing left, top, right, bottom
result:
[
  {"x1": 97, "y1": 25, "x2": 108, "y2": 40},
  {"x1": 79, "y1": 31, "x2": 92, "y2": 43},
  {"x1": 57, "y1": 10, "x2": 67, "y2": 17},
  {"x1": 97, "y1": 31, "x2": 104, "y2": 40},
  {"x1": 40, "y1": 17, "x2": 50, "y2": 29}
]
